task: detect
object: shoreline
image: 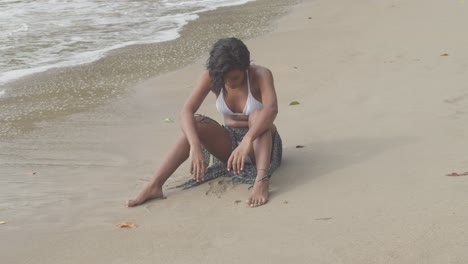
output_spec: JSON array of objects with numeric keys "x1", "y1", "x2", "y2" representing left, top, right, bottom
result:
[
  {"x1": 0, "y1": 0, "x2": 259, "y2": 87},
  {"x1": 0, "y1": 0, "x2": 298, "y2": 139}
]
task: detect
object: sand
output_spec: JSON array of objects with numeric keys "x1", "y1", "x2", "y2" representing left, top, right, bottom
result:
[{"x1": 1, "y1": 0, "x2": 468, "y2": 263}]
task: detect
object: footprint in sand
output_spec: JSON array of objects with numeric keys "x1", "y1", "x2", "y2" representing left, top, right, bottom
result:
[
  {"x1": 444, "y1": 93, "x2": 468, "y2": 104},
  {"x1": 444, "y1": 93, "x2": 468, "y2": 119},
  {"x1": 205, "y1": 179, "x2": 234, "y2": 198}
]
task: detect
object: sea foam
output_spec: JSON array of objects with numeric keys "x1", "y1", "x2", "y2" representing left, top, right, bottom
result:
[{"x1": 0, "y1": 0, "x2": 255, "y2": 88}]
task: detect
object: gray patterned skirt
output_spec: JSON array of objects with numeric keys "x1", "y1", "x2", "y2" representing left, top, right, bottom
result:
[{"x1": 173, "y1": 122, "x2": 283, "y2": 190}]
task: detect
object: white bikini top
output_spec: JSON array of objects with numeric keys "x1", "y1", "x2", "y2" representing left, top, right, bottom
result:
[{"x1": 215, "y1": 70, "x2": 263, "y2": 116}]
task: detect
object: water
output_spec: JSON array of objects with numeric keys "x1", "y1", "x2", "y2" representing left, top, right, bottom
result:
[
  {"x1": 0, "y1": 0, "x2": 253, "y2": 91},
  {"x1": 0, "y1": 0, "x2": 295, "y2": 138}
]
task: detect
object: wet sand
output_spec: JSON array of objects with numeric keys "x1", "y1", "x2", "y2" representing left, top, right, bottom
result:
[{"x1": 2, "y1": 0, "x2": 468, "y2": 263}]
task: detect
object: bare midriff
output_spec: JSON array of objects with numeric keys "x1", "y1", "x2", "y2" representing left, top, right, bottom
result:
[{"x1": 223, "y1": 114, "x2": 249, "y2": 128}]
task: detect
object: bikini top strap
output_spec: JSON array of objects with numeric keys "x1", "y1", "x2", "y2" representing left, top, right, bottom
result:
[{"x1": 246, "y1": 70, "x2": 251, "y2": 92}]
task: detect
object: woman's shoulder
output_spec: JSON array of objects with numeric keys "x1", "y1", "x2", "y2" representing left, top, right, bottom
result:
[
  {"x1": 250, "y1": 64, "x2": 273, "y2": 77},
  {"x1": 249, "y1": 64, "x2": 274, "y2": 88}
]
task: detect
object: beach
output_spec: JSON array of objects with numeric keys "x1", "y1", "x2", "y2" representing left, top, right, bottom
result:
[{"x1": 1, "y1": 0, "x2": 468, "y2": 263}]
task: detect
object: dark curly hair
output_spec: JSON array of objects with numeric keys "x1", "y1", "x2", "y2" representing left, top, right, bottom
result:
[{"x1": 206, "y1": 37, "x2": 251, "y2": 95}]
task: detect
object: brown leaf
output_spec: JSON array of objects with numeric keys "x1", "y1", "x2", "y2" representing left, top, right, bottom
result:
[
  {"x1": 116, "y1": 221, "x2": 137, "y2": 228},
  {"x1": 441, "y1": 53, "x2": 449, "y2": 56},
  {"x1": 316, "y1": 217, "x2": 333, "y2": 221},
  {"x1": 446, "y1": 172, "x2": 468, "y2": 176}
]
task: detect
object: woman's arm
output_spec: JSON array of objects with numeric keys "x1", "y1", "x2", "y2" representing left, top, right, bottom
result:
[
  {"x1": 227, "y1": 67, "x2": 278, "y2": 173},
  {"x1": 180, "y1": 70, "x2": 212, "y2": 147},
  {"x1": 180, "y1": 70, "x2": 212, "y2": 180},
  {"x1": 243, "y1": 67, "x2": 278, "y2": 142}
]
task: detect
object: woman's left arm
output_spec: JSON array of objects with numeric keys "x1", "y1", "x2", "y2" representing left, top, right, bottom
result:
[
  {"x1": 227, "y1": 68, "x2": 278, "y2": 173},
  {"x1": 243, "y1": 68, "x2": 278, "y2": 142}
]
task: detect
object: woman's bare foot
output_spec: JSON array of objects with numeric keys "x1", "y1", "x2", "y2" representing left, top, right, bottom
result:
[
  {"x1": 245, "y1": 179, "x2": 269, "y2": 207},
  {"x1": 126, "y1": 182, "x2": 165, "y2": 207}
]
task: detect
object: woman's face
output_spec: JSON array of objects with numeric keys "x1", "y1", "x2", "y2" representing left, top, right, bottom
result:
[{"x1": 224, "y1": 69, "x2": 245, "y2": 88}]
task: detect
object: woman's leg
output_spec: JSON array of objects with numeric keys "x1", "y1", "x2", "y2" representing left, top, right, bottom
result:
[
  {"x1": 127, "y1": 115, "x2": 232, "y2": 207},
  {"x1": 245, "y1": 110, "x2": 276, "y2": 207}
]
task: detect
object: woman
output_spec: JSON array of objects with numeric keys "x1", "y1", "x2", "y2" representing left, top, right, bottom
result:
[{"x1": 127, "y1": 37, "x2": 282, "y2": 208}]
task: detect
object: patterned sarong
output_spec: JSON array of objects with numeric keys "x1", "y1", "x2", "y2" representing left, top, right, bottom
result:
[{"x1": 172, "y1": 121, "x2": 282, "y2": 190}]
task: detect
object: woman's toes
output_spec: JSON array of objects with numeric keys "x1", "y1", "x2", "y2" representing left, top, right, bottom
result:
[
  {"x1": 246, "y1": 194, "x2": 268, "y2": 207},
  {"x1": 127, "y1": 197, "x2": 146, "y2": 207},
  {"x1": 249, "y1": 198, "x2": 267, "y2": 207},
  {"x1": 127, "y1": 199, "x2": 140, "y2": 207}
]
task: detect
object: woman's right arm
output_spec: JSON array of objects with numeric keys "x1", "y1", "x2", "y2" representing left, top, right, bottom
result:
[{"x1": 179, "y1": 70, "x2": 212, "y2": 181}]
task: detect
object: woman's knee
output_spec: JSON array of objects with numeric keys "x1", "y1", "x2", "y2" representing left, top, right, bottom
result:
[
  {"x1": 194, "y1": 114, "x2": 217, "y2": 131},
  {"x1": 193, "y1": 115, "x2": 226, "y2": 144},
  {"x1": 261, "y1": 126, "x2": 273, "y2": 139},
  {"x1": 248, "y1": 110, "x2": 276, "y2": 133},
  {"x1": 248, "y1": 109, "x2": 260, "y2": 128}
]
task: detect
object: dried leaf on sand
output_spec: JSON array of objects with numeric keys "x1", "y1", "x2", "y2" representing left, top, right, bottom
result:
[
  {"x1": 446, "y1": 172, "x2": 468, "y2": 176},
  {"x1": 116, "y1": 221, "x2": 137, "y2": 228},
  {"x1": 316, "y1": 217, "x2": 332, "y2": 221}
]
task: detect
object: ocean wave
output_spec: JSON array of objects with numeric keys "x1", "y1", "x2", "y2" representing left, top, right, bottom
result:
[
  {"x1": 0, "y1": 0, "x2": 254, "y2": 88},
  {"x1": 6, "y1": 23, "x2": 29, "y2": 36}
]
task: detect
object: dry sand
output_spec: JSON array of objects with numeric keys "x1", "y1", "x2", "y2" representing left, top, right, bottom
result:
[{"x1": 2, "y1": 0, "x2": 468, "y2": 263}]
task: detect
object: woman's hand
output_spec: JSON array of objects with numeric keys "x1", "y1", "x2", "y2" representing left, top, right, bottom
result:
[
  {"x1": 189, "y1": 145, "x2": 206, "y2": 182},
  {"x1": 227, "y1": 138, "x2": 253, "y2": 174}
]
